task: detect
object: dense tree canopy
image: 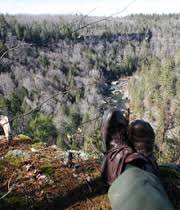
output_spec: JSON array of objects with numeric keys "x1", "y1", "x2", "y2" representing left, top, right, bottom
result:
[{"x1": 0, "y1": 13, "x2": 179, "y2": 160}]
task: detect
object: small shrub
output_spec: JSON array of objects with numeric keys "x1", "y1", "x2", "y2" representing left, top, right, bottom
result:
[{"x1": 41, "y1": 165, "x2": 54, "y2": 176}]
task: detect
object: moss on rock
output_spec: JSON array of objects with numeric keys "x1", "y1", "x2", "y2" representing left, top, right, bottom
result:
[{"x1": 5, "y1": 150, "x2": 31, "y2": 167}]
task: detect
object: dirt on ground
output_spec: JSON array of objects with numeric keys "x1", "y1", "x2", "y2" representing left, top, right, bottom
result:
[
  {"x1": 0, "y1": 137, "x2": 110, "y2": 210},
  {"x1": 0, "y1": 136, "x2": 179, "y2": 210}
]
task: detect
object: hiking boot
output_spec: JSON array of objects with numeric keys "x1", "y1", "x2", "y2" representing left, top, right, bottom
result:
[
  {"x1": 101, "y1": 144, "x2": 149, "y2": 185},
  {"x1": 101, "y1": 108, "x2": 128, "y2": 151},
  {"x1": 128, "y1": 120, "x2": 158, "y2": 174},
  {"x1": 101, "y1": 109, "x2": 149, "y2": 185}
]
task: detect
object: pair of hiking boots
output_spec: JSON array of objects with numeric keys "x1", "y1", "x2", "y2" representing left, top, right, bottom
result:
[{"x1": 101, "y1": 108, "x2": 158, "y2": 185}]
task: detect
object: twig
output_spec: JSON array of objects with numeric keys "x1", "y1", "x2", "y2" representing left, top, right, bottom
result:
[
  {"x1": 8, "y1": 173, "x2": 15, "y2": 191},
  {"x1": 0, "y1": 43, "x2": 33, "y2": 62},
  {"x1": 85, "y1": 178, "x2": 92, "y2": 193},
  {"x1": 0, "y1": 187, "x2": 13, "y2": 200},
  {"x1": 77, "y1": 8, "x2": 97, "y2": 27},
  {"x1": 1, "y1": 81, "x2": 97, "y2": 127},
  {"x1": 73, "y1": 0, "x2": 137, "y2": 34},
  {"x1": 0, "y1": 1, "x2": 137, "y2": 63},
  {"x1": 0, "y1": 172, "x2": 17, "y2": 200},
  {"x1": 66, "y1": 202, "x2": 80, "y2": 209},
  {"x1": 0, "y1": 42, "x2": 50, "y2": 63}
]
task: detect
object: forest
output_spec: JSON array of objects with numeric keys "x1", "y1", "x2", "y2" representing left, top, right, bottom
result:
[{"x1": 0, "y1": 13, "x2": 179, "y2": 162}]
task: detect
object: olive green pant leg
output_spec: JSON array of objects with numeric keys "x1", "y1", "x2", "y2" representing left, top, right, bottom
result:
[{"x1": 108, "y1": 165, "x2": 174, "y2": 210}]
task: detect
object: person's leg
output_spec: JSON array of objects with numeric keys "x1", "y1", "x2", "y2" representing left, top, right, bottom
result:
[
  {"x1": 108, "y1": 164, "x2": 174, "y2": 210},
  {"x1": 101, "y1": 110, "x2": 173, "y2": 209},
  {"x1": 100, "y1": 108, "x2": 149, "y2": 185}
]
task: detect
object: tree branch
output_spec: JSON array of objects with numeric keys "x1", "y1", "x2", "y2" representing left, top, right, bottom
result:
[
  {"x1": 0, "y1": 43, "x2": 33, "y2": 62},
  {"x1": 1, "y1": 81, "x2": 98, "y2": 127},
  {"x1": 72, "y1": 0, "x2": 137, "y2": 34}
]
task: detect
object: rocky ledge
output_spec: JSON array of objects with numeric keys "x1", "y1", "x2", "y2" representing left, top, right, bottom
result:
[{"x1": 0, "y1": 136, "x2": 179, "y2": 210}]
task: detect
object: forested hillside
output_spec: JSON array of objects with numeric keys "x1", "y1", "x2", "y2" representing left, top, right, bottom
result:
[
  {"x1": 129, "y1": 56, "x2": 180, "y2": 163},
  {"x1": 0, "y1": 14, "x2": 179, "y2": 162}
]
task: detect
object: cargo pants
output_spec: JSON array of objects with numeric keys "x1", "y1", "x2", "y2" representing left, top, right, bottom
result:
[{"x1": 108, "y1": 165, "x2": 174, "y2": 210}]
